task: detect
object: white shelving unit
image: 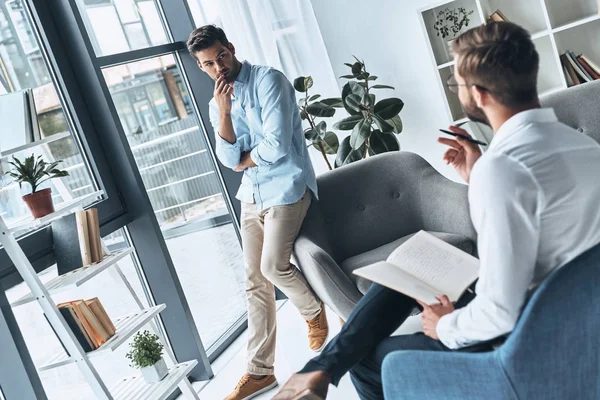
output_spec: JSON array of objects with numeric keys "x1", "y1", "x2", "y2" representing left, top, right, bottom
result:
[
  {"x1": 419, "y1": 0, "x2": 600, "y2": 146},
  {"x1": 0, "y1": 206, "x2": 200, "y2": 399}
]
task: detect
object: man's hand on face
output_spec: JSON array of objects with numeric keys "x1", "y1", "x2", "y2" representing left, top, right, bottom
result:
[
  {"x1": 215, "y1": 74, "x2": 233, "y2": 115},
  {"x1": 437, "y1": 126, "x2": 482, "y2": 183},
  {"x1": 233, "y1": 152, "x2": 257, "y2": 172},
  {"x1": 418, "y1": 295, "x2": 455, "y2": 341}
]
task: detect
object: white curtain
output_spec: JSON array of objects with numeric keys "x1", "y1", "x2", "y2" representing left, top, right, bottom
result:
[{"x1": 187, "y1": 0, "x2": 340, "y2": 174}]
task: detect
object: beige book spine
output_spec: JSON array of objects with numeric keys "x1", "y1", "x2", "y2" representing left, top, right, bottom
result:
[{"x1": 75, "y1": 210, "x2": 92, "y2": 266}]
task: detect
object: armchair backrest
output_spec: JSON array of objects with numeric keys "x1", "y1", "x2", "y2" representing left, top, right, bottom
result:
[
  {"x1": 300, "y1": 152, "x2": 475, "y2": 262},
  {"x1": 541, "y1": 80, "x2": 600, "y2": 144},
  {"x1": 499, "y1": 242, "x2": 600, "y2": 398}
]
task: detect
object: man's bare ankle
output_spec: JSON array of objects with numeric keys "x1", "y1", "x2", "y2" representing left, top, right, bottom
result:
[{"x1": 249, "y1": 374, "x2": 267, "y2": 380}]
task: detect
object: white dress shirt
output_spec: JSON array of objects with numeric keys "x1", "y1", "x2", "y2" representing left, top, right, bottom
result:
[{"x1": 437, "y1": 108, "x2": 600, "y2": 349}]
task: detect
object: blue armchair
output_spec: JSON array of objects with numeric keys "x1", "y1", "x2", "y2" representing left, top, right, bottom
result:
[{"x1": 381, "y1": 242, "x2": 600, "y2": 400}]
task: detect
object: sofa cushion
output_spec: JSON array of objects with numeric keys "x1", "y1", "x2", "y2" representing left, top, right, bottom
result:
[{"x1": 340, "y1": 231, "x2": 476, "y2": 294}]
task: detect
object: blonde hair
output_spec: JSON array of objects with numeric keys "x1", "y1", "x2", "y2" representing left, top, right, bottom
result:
[{"x1": 451, "y1": 22, "x2": 539, "y2": 106}]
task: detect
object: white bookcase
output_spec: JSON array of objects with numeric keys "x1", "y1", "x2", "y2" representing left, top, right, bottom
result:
[
  {"x1": 419, "y1": 0, "x2": 600, "y2": 146},
  {"x1": 0, "y1": 200, "x2": 201, "y2": 400}
]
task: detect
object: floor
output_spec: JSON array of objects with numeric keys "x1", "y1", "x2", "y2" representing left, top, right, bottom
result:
[{"x1": 180, "y1": 299, "x2": 424, "y2": 400}]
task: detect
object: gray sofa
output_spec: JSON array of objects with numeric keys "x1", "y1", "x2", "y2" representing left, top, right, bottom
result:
[{"x1": 294, "y1": 80, "x2": 600, "y2": 321}]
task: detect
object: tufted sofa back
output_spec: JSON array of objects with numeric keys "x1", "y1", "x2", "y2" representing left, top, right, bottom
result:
[{"x1": 300, "y1": 151, "x2": 476, "y2": 263}]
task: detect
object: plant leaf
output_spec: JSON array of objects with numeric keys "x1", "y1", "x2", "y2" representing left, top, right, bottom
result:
[
  {"x1": 304, "y1": 76, "x2": 313, "y2": 90},
  {"x1": 315, "y1": 131, "x2": 339, "y2": 154},
  {"x1": 369, "y1": 129, "x2": 400, "y2": 154},
  {"x1": 293, "y1": 76, "x2": 307, "y2": 92},
  {"x1": 304, "y1": 129, "x2": 318, "y2": 140},
  {"x1": 371, "y1": 84, "x2": 395, "y2": 90},
  {"x1": 374, "y1": 97, "x2": 404, "y2": 119},
  {"x1": 367, "y1": 76, "x2": 378, "y2": 81},
  {"x1": 341, "y1": 83, "x2": 361, "y2": 116},
  {"x1": 339, "y1": 74, "x2": 356, "y2": 79},
  {"x1": 308, "y1": 94, "x2": 321, "y2": 102},
  {"x1": 344, "y1": 94, "x2": 362, "y2": 113},
  {"x1": 306, "y1": 102, "x2": 336, "y2": 118},
  {"x1": 344, "y1": 63, "x2": 354, "y2": 68},
  {"x1": 316, "y1": 121, "x2": 327, "y2": 136},
  {"x1": 387, "y1": 115, "x2": 403, "y2": 134},
  {"x1": 350, "y1": 118, "x2": 371, "y2": 150},
  {"x1": 373, "y1": 115, "x2": 394, "y2": 133},
  {"x1": 333, "y1": 114, "x2": 363, "y2": 130},
  {"x1": 335, "y1": 136, "x2": 364, "y2": 168},
  {"x1": 320, "y1": 98, "x2": 344, "y2": 108}
]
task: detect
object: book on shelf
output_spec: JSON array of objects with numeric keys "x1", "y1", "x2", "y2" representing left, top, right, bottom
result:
[
  {"x1": 52, "y1": 298, "x2": 115, "y2": 352},
  {"x1": 560, "y1": 54, "x2": 582, "y2": 86},
  {"x1": 486, "y1": 9, "x2": 508, "y2": 24},
  {"x1": 52, "y1": 208, "x2": 105, "y2": 275},
  {"x1": 560, "y1": 51, "x2": 600, "y2": 86},
  {"x1": 568, "y1": 51, "x2": 593, "y2": 82},
  {"x1": 353, "y1": 231, "x2": 479, "y2": 304},
  {"x1": 577, "y1": 56, "x2": 600, "y2": 80},
  {"x1": 85, "y1": 297, "x2": 116, "y2": 336}
]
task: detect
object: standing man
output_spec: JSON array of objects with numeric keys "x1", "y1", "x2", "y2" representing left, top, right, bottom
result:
[
  {"x1": 274, "y1": 21, "x2": 600, "y2": 400},
  {"x1": 187, "y1": 25, "x2": 328, "y2": 400}
]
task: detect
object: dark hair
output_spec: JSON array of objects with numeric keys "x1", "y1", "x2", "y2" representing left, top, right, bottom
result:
[
  {"x1": 451, "y1": 22, "x2": 539, "y2": 107},
  {"x1": 187, "y1": 25, "x2": 229, "y2": 55}
]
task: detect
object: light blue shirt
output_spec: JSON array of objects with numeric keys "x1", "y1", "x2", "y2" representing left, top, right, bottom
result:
[{"x1": 209, "y1": 61, "x2": 318, "y2": 210}]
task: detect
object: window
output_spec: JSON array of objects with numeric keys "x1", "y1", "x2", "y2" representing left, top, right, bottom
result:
[
  {"x1": 102, "y1": 55, "x2": 247, "y2": 350},
  {"x1": 76, "y1": 0, "x2": 169, "y2": 56},
  {"x1": 0, "y1": 1, "x2": 97, "y2": 231}
]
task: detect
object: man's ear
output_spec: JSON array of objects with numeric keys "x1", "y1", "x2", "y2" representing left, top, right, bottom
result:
[
  {"x1": 196, "y1": 58, "x2": 205, "y2": 72},
  {"x1": 228, "y1": 42, "x2": 236, "y2": 55},
  {"x1": 471, "y1": 85, "x2": 486, "y2": 108}
]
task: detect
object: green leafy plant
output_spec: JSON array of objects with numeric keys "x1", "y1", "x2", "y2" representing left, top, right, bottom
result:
[
  {"x1": 5, "y1": 154, "x2": 69, "y2": 194},
  {"x1": 293, "y1": 76, "x2": 343, "y2": 170},
  {"x1": 125, "y1": 331, "x2": 164, "y2": 369},
  {"x1": 433, "y1": 7, "x2": 474, "y2": 39},
  {"x1": 333, "y1": 57, "x2": 404, "y2": 167}
]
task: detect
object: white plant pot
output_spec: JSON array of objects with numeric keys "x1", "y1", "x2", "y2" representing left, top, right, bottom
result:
[{"x1": 141, "y1": 358, "x2": 168, "y2": 383}]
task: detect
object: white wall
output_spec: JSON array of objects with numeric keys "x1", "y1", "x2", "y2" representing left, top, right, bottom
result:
[{"x1": 310, "y1": 0, "x2": 463, "y2": 182}]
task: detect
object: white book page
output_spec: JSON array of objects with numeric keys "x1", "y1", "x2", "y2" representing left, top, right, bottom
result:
[
  {"x1": 386, "y1": 231, "x2": 479, "y2": 300},
  {"x1": 353, "y1": 262, "x2": 442, "y2": 304}
]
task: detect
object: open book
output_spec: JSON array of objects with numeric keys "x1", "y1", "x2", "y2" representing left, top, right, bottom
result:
[{"x1": 353, "y1": 231, "x2": 479, "y2": 304}]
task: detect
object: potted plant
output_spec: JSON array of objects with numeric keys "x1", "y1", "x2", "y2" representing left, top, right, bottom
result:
[
  {"x1": 333, "y1": 57, "x2": 404, "y2": 167},
  {"x1": 125, "y1": 330, "x2": 167, "y2": 383},
  {"x1": 5, "y1": 154, "x2": 69, "y2": 218}
]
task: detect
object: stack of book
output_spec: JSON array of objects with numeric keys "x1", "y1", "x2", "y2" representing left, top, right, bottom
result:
[
  {"x1": 50, "y1": 297, "x2": 116, "y2": 352},
  {"x1": 560, "y1": 51, "x2": 600, "y2": 87},
  {"x1": 53, "y1": 208, "x2": 105, "y2": 275}
]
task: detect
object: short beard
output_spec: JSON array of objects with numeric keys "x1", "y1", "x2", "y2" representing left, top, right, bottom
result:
[{"x1": 462, "y1": 94, "x2": 490, "y2": 127}]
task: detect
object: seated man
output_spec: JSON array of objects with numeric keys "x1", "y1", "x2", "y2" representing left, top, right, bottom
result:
[{"x1": 274, "y1": 21, "x2": 600, "y2": 400}]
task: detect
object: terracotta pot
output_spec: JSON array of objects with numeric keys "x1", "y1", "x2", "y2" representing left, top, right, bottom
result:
[{"x1": 22, "y1": 188, "x2": 55, "y2": 219}]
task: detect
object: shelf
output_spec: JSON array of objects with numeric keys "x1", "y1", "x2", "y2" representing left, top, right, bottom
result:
[
  {"x1": 38, "y1": 304, "x2": 166, "y2": 371},
  {"x1": 437, "y1": 60, "x2": 455, "y2": 70},
  {"x1": 110, "y1": 360, "x2": 198, "y2": 400},
  {"x1": 11, "y1": 248, "x2": 134, "y2": 307},
  {"x1": 553, "y1": 14, "x2": 600, "y2": 34},
  {"x1": 531, "y1": 30, "x2": 549, "y2": 40},
  {"x1": 6, "y1": 190, "x2": 103, "y2": 234},
  {"x1": 0, "y1": 132, "x2": 72, "y2": 158}
]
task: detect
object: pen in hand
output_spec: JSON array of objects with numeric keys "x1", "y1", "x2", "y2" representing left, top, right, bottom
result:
[{"x1": 439, "y1": 129, "x2": 487, "y2": 146}]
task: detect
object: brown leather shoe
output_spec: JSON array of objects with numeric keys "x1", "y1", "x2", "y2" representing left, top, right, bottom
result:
[
  {"x1": 224, "y1": 374, "x2": 278, "y2": 400},
  {"x1": 307, "y1": 304, "x2": 329, "y2": 351}
]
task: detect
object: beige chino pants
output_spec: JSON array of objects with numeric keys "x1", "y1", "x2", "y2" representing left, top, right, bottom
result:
[{"x1": 240, "y1": 190, "x2": 322, "y2": 375}]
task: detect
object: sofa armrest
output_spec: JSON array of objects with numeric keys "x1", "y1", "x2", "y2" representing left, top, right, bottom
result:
[
  {"x1": 382, "y1": 350, "x2": 516, "y2": 400},
  {"x1": 293, "y1": 236, "x2": 363, "y2": 320}
]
